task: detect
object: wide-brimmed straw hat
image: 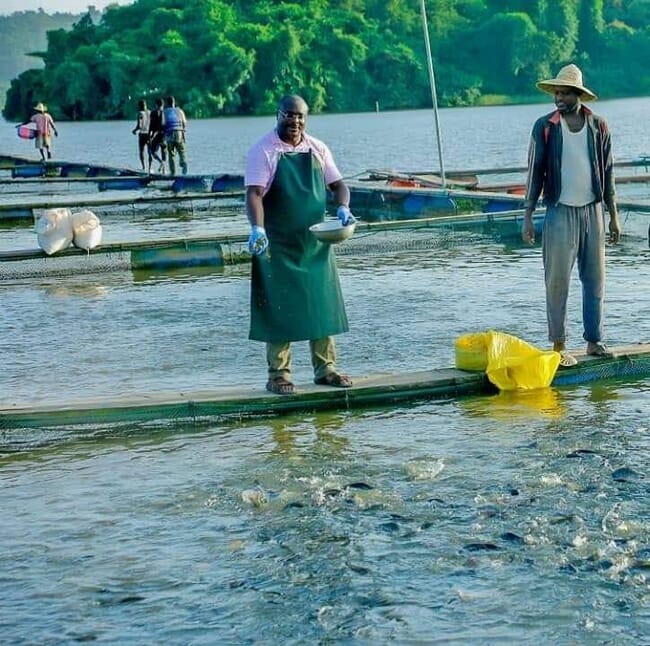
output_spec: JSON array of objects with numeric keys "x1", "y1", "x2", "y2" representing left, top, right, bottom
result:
[
  {"x1": 536, "y1": 64, "x2": 597, "y2": 101},
  {"x1": 33, "y1": 102, "x2": 47, "y2": 112}
]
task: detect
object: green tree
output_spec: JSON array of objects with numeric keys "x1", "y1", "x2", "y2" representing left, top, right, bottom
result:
[{"x1": 3, "y1": 0, "x2": 650, "y2": 121}]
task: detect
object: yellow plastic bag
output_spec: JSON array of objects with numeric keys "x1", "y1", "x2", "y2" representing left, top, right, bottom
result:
[{"x1": 455, "y1": 330, "x2": 561, "y2": 391}]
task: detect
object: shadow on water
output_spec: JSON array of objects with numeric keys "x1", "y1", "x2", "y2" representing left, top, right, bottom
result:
[
  {"x1": 0, "y1": 405, "x2": 359, "y2": 462},
  {"x1": 131, "y1": 263, "x2": 227, "y2": 283}
]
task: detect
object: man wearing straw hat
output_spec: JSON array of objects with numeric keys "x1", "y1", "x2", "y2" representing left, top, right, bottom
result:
[
  {"x1": 25, "y1": 102, "x2": 58, "y2": 161},
  {"x1": 522, "y1": 64, "x2": 621, "y2": 367}
]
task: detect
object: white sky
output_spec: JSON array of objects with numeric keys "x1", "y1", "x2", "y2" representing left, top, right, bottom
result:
[{"x1": 0, "y1": 0, "x2": 135, "y2": 15}]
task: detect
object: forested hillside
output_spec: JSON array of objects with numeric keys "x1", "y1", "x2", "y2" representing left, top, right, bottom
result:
[
  {"x1": 0, "y1": 9, "x2": 101, "y2": 109},
  {"x1": 3, "y1": 0, "x2": 650, "y2": 121}
]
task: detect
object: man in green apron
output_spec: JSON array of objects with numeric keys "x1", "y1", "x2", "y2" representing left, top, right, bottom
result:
[{"x1": 245, "y1": 95, "x2": 355, "y2": 395}]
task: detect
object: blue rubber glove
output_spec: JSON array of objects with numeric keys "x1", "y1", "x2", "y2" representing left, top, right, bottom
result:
[
  {"x1": 336, "y1": 205, "x2": 356, "y2": 226},
  {"x1": 248, "y1": 225, "x2": 268, "y2": 255}
]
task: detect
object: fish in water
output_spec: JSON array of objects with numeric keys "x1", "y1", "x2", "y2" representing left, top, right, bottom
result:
[
  {"x1": 346, "y1": 481, "x2": 374, "y2": 490},
  {"x1": 612, "y1": 467, "x2": 643, "y2": 482},
  {"x1": 463, "y1": 542, "x2": 500, "y2": 552},
  {"x1": 241, "y1": 489, "x2": 268, "y2": 507}
]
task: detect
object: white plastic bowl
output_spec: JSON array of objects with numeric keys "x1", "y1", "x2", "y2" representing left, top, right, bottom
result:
[{"x1": 309, "y1": 220, "x2": 356, "y2": 244}]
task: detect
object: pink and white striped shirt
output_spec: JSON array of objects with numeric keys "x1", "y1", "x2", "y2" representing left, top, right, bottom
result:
[
  {"x1": 245, "y1": 129, "x2": 342, "y2": 195},
  {"x1": 30, "y1": 112, "x2": 55, "y2": 136}
]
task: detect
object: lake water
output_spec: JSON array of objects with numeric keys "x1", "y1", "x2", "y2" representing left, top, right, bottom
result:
[
  {"x1": 2, "y1": 99, "x2": 650, "y2": 644},
  {"x1": 3, "y1": 97, "x2": 650, "y2": 176}
]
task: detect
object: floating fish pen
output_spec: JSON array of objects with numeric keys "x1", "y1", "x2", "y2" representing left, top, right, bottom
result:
[
  {"x1": 1, "y1": 210, "x2": 551, "y2": 280},
  {"x1": 4, "y1": 206, "x2": 649, "y2": 283},
  {"x1": 346, "y1": 158, "x2": 650, "y2": 221},
  {"x1": 346, "y1": 182, "x2": 527, "y2": 220}
]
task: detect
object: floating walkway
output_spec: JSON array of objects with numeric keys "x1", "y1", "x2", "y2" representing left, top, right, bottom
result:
[
  {"x1": 0, "y1": 210, "x2": 546, "y2": 275},
  {"x1": 618, "y1": 198, "x2": 650, "y2": 213},
  {"x1": 1, "y1": 344, "x2": 649, "y2": 430},
  {"x1": 0, "y1": 153, "x2": 146, "y2": 179},
  {"x1": 2, "y1": 207, "x2": 647, "y2": 277},
  {"x1": 0, "y1": 172, "x2": 244, "y2": 194},
  {"x1": 0, "y1": 232, "x2": 249, "y2": 274},
  {"x1": 0, "y1": 187, "x2": 245, "y2": 222}
]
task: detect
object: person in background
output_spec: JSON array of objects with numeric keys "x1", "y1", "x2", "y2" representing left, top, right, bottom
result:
[
  {"x1": 148, "y1": 97, "x2": 166, "y2": 174},
  {"x1": 131, "y1": 99, "x2": 151, "y2": 172},
  {"x1": 522, "y1": 64, "x2": 621, "y2": 367},
  {"x1": 25, "y1": 102, "x2": 57, "y2": 161},
  {"x1": 245, "y1": 94, "x2": 356, "y2": 395},
  {"x1": 162, "y1": 95, "x2": 187, "y2": 175}
]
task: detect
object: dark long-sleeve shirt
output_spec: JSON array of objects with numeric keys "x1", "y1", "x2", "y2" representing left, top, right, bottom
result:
[{"x1": 524, "y1": 106, "x2": 616, "y2": 210}]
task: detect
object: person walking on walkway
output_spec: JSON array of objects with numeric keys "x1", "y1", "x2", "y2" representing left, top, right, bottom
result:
[
  {"x1": 148, "y1": 97, "x2": 167, "y2": 174},
  {"x1": 131, "y1": 99, "x2": 151, "y2": 171},
  {"x1": 162, "y1": 96, "x2": 187, "y2": 175},
  {"x1": 245, "y1": 94, "x2": 356, "y2": 395},
  {"x1": 25, "y1": 102, "x2": 57, "y2": 161},
  {"x1": 522, "y1": 64, "x2": 621, "y2": 367}
]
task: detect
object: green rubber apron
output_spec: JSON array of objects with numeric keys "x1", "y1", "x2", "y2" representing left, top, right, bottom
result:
[{"x1": 249, "y1": 151, "x2": 349, "y2": 342}]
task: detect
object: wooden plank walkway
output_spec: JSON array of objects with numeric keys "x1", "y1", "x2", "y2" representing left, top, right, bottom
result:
[{"x1": 2, "y1": 344, "x2": 649, "y2": 430}]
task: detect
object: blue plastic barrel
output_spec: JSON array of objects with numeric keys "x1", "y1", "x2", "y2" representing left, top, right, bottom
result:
[
  {"x1": 87, "y1": 167, "x2": 121, "y2": 177},
  {"x1": 12, "y1": 165, "x2": 45, "y2": 178},
  {"x1": 98, "y1": 177, "x2": 149, "y2": 191},
  {"x1": 211, "y1": 174, "x2": 244, "y2": 192},
  {"x1": 484, "y1": 199, "x2": 524, "y2": 213},
  {"x1": 60, "y1": 164, "x2": 90, "y2": 177},
  {"x1": 171, "y1": 176, "x2": 210, "y2": 193}
]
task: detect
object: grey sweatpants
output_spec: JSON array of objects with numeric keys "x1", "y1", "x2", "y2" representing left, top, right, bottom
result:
[{"x1": 542, "y1": 202, "x2": 605, "y2": 345}]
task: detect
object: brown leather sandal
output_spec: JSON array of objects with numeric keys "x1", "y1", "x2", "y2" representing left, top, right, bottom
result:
[
  {"x1": 266, "y1": 376, "x2": 296, "y2": 395},
  {"x1": 314, "y1": 372, "x2": 353, "y2": 388}
]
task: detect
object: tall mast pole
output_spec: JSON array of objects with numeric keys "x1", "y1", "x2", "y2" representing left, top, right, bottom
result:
[{"x1": 420, "y1": 0, "x2": 446, "y2": 187}]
